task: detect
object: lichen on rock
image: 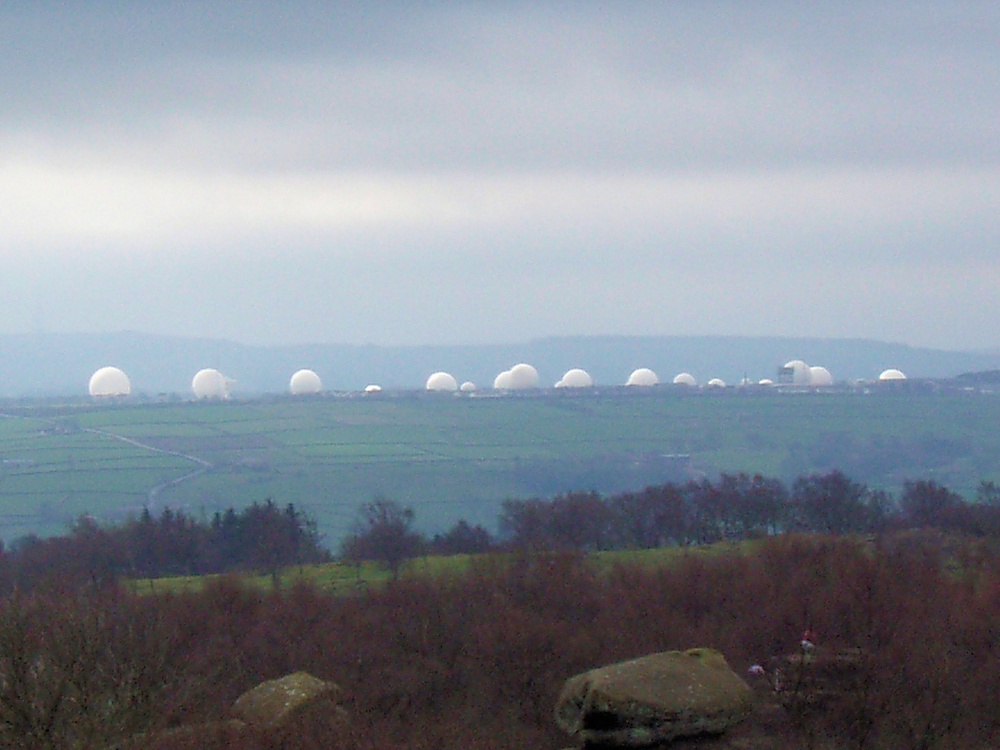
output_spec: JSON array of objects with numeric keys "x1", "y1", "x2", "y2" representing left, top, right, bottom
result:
[
  {"x1": 231, "y1": 671, "x2": 340, "y2": 729},
  {"x1": 555, "y1": 648, "x2": 752, "y2": 747}
]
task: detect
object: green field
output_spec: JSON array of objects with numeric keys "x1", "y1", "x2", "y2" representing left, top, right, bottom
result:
[
  {"x1": 2, "y1": 386, "x2": 999, "y2": 545},
  {"x1": 130, "y1": 543, "x2": 754, "y2": 596}
]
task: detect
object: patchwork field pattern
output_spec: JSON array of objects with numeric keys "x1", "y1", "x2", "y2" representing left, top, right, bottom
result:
[{"x1": 1, "y1": 388, "x2": 998, "y2": 545}]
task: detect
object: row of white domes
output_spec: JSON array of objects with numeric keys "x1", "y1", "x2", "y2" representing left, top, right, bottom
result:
[
  {"x1": 89, "y1": 363, "x2": 662, "y2": 397},
  {"x1": 428, "y1": 363, "x2": 906, "y2": 391},
  {"x1": 429, "y1": 364, "x2": 655, "y2": 392},
  {"x1": 87, "y1": 362, "x2": 909, "y2": 398},
  {"x1": 89, "y1": 366, "x2": 242, "y2": 398}
]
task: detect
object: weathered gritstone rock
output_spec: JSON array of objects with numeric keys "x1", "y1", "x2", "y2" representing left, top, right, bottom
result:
[
  {"x1": 555, "y1": 648, "x2": 753, "y2": 747},
  {"x1": 232, "y1": 671, "x2": 340, "y2": 728}
]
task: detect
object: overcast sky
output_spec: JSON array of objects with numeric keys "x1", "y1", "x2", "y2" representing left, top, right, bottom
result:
[{"x1": 1, "y1": 2, "x2": 997, "y2": 350}]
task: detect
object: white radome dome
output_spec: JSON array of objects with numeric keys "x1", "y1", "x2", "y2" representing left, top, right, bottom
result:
[
  {"x1": 507, "y1": 363, "x2": 539, "y2": 390},
  {"x1": 426, "y1": 371, "x2": 459, "y2": 392},
  {"x1": 627, "y1": 368, "x2": 659, "y2": 387},
  {"x1": 192, "y1": 368, "x2": 231, "y2": 399},
  {"x1": 89, "y1": 366, "x2": 131, "y2": 397},
  {"x1": 809, "y1": 366, "x2": 833, "y2": 387},
  {"x1": 289, "y1": 369, "x2": 322, "y2": 395},
  {"x1": 460, "y1": 381, "x2": 477, "y2": 393},
  {"x1": 493, "y1": 370, "x2": 513, "y2": 390},
  {"x1": 783, "y1": 359, "x2": 812, "y2": 385},
  {"x1": 560, "y1": 368, "x2": 593, "y2": 388},
  {"x1": 707, "y1": 378, "x2": 726, "y2": 388},
  {"x1": 673, "y1": 372, "x2": 697, "y2": 387},
  {"x1": 879, "y1": 368, "x2": 907, "y2": 381},
  {"x1": 364, "y1": 384, "x2": 382, "y2": 393},
  {"x1": 758, "y1": 378, "x2": 775, "y2": 386}
]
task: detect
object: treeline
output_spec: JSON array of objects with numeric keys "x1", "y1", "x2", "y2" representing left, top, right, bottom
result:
[
  {"x1": 338, "y1": 472, "x2": 1000, "y2": 576},
  {"x1": 1, "y1": 500, "x2": 329, "y2": 591},
  {"x1": 496, "y1": 472, "x2": 1000, "y2": 551},
  {"x1": 4, "y1": 472, "x2": 999, "y2": 589}
]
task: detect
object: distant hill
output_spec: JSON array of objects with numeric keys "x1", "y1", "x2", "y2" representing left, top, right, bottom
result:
[
  {"x1": 955, "y1": 369, "x2": 1000, "y2": 385},
  {"x1": 1, "y1": 331, "x2": 998, "y2": 398}
]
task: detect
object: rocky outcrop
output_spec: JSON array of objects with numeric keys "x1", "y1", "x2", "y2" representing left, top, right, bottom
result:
[
  {"x1": 555, "y1": 648, "x2": 753, "y2": 747},
  {"x1": 231, "y1": 671, "x2": 341, "y2": 728},
  {"x1": 132, "y1": 671, "x2": 343, "y2": 749}
]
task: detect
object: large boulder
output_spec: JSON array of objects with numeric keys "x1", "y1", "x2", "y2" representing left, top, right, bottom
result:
[
  {"x1": 231, "y1": 671, "x2": 340, "y2": 729},
  {"x1": 555, "y1": 648, "x2": 753, "y2": 747},
  {"x1": 127, "y1": 672, "x2": 344, "y2": 749}
]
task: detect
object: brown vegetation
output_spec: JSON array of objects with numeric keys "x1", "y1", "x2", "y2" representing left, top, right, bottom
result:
[{"x1": 0, "y1": 532, "x2": 997, "y2": 749}]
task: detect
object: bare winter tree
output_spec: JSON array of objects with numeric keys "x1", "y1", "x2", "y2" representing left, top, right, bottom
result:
[{"x1": 340, "y1": 498, "x2": 425, "y2": 579}]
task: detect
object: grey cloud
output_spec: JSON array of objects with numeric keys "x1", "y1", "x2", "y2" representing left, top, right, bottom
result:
[
  {"x1": 0, "y1": 2, "x2": 997, "y2": 351},
  {"x1": 4, "y1": 2, "x2": 996, "y2": 171}
]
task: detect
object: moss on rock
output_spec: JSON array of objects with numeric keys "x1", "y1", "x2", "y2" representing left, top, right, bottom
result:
[
  {"x1": 231, "y1": 671, "x2": 340, "y2": 729},
  {"x1": 555, "y1": 648, "x2": 753, "y2": 747}
]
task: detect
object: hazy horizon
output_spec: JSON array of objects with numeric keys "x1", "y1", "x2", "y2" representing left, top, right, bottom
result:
[
  {"x1": 2, "y1": 3, "x2": 997, "y2": 350},
  {"x1": 3, "y1": 327, "x2": 999, "y2": 355}
]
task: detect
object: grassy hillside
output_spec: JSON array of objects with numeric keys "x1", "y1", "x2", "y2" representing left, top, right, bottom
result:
[{"x1": 2, "y1": 386, "x2": 999, "y2": 544}]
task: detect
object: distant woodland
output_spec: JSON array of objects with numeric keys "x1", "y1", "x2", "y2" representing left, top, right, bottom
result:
[{"x1": 3, "y1": 470, "x2": 998, "y2": 592}]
